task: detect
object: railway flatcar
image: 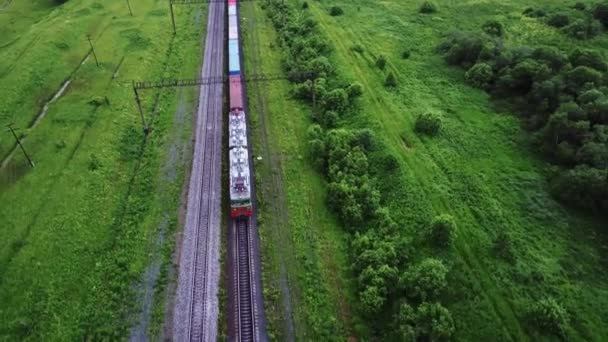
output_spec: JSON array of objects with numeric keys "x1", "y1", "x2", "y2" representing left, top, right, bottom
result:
[{"x1": 228, "y1": 0, "x2": 253, "y2": 217}]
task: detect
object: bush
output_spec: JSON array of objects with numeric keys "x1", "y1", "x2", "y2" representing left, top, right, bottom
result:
[
  {"x1": 415, "y1": 112, "x2": 442, "y2": 136},
  {"x1": 563, "y1": 19, "x2": 602, "y2": 40},
  {"x1": 401, "y1": 258, "x2": 448, "y2": 301},
  {"x1": 528, "y1": 298, "x2": 569, "y2": 337},
  {"x1": 547, "y1": 13, "x2": 570, "y2": 28},
  {"x1": 376, "y1": 55, "x2": 387, "y2": 70},
  {"x1": 465, "y1": 62, "x2": 494, "y2": 89},
  {"x1": 594, "y1": 3, "x2": 608, "y2": 27},
  {"x1": 482, "y1": 20, "x2": 504, "y2": 36},
  {"x1": 427, "y1": 214, "x2": 457, "y2": 247},
  {"x1": 493, "y1": 230, "x2": 515, "y2": 263},
  {"x1": 419, "y1": 1, "x2": 437, "y2": 14},
  {"x1": 329, "y1": 6, "x2": 343, "y2": 16},
  {"x1": 385, "y1": 72, "x2": 398, "y2": 87},
  {"x1": 402, "y1": 50, "x2": 411, "y2": 59},
  {"x1": 302, "y1": 1, "x2": 308, "y2": 9}
]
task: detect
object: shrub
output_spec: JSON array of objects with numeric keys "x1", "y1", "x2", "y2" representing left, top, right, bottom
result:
[
  {"x1": 401, "y1": 258, "x2": 448, "y2": 300},
  {"x1": 563, "y1": 19, "x2": 602, "y2": 40},
  {"x1": 88, "y1": 153, "x2": 101, "y2": 171},
  {"x1": 465, "y1": 62, "x2": 494, "y2": 89},
  {"x1": 528, "y1": 298, "x2": 569, "y2": 337},
  {"x1": 329, "y1": 6, "x2": 343, "y2": 16},
  {"x1": 302, "y1": 1, "x2": 308, "y2": 9},
  {"x1": 376, "y1": 55, "x2": 387, "y2": 70},
  {"x1": 427, "y1": 214, "x2": 457, "y2": 247},
  {"x1": 385, "y1": 72, "x2": 398, "y2": 87},
  {"x1": 419, "y1": 1, "x2": 437, "y2": 14},
  {"x1": 482, "y1": 20, "x2": 504, "y2": 36},
  {"x1": 415, "y1": 112, "x2": 442, "y2": 136},
  {"x1": 594, "y1": 3, "x2": 608, "y2": 27},
  {"x1": 547, "y1": 13, "x2": 570, "y2": 28},
  {"x1": 402, "y1": 50, "x2": 411, "y2": 59}
]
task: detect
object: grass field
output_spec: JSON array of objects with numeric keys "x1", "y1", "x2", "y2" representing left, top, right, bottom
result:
[
  {"x1": 247, "y1": 0, "x2": 608, "y2": 340},
  {"x1": 0, "y1": 1, "x2": 205, "y2": 339},
  {"x1": 240, "y1": 2, "x2": 359, "y2": 340}
]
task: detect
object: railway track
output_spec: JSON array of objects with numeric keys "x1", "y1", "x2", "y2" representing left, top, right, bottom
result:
[
  {"x1": 234, "y1": 218, "x2": 256, "y2": 341},
  {"x1": 173, "y1": 1, "x2": 225, "y2": 341}
]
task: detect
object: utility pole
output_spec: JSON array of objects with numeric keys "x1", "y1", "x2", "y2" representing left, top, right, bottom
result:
[
  {"x1": 87, "y1": 35, "x2": 99, "y2": 67},
  {"x1": 126, "y1": 0, "x2": 133, "y2": 16},
  {"x1": 132, "y1": 82, "x2": 150, "y2": 135},
  {"x1": 169, "y1": 0, "x2": 176, "y2": 35},
  {"x1": 6, "y1": 124, "x2": 35, "y2": 168}
]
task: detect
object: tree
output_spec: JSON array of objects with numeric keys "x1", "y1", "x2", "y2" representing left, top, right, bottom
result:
[
  {"x1": 550, "y1": 165, "x2": 608, "y2": 211},
  {"x1": 465, "y1": 62, "x2": 494, "y2": 89},
  {"x1": 439, "y1": 31, "x2": 484, "y2": 66},
  {"x1": 419, "y1": 1, "x2": 437, "y2": 14},
  {"x1": 415, "y1": 112, "x2": 442, "y2": 136},
  {"x1": 565, "y1": 66, "x2": 602, "y2": 92},
  {"x1": 307, "y1": 124, "x2": 326, "y2": 170},
  {"x1": 359, "y1": 285, "x2": 385, "y2": 316},
  {"x1": 528, "y1": 298, "x2": 570, "y2": 337},
  {"x1": 532, "y1": 46, "x2": 568, "y2": 71},
  {"x1": 569, "y1": 48, "x2": 608, "y2": 72},
  {"x1": 594, "y1": 2, "x2": 608, "y2": 27},
  {"x1": 401, "y1": 258, "x2": 448, "y2": 301},
  {"x1": 394, "y1": 302, "x2": 416, "y2": 341},
  {"x1": 427, "y1": 214, "x2": 457, "y2": 247},
  {"x1": 482, "y1": 20, "x2": 504, "y2": 36},
  {"x1": 563, "y1": 19, "x2": 602, "y2": 40},
  {"x1": 385, "y1": 71, "x2": 398, "y2": 87},
  {"x1": 415, "y1": 302, "x2": 455, "y2": 340},
  {"x1": 493, "y1": 230, "x2": 515, "y2": 263}
]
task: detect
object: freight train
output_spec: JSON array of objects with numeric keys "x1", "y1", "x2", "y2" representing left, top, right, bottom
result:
[{"x1": 228, "y1": 0, "x2": 253, "y2": 217}]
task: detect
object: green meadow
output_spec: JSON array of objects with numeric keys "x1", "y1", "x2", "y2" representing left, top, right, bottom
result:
[{"x1": 0, "y1": 0, "x2": 204, "y2": 339}]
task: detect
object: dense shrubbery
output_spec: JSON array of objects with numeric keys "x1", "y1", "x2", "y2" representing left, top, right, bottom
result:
[
  {"x1": 547, "y1": 13, "x2": 571, "y2": 28},
  {"x1": 439, "y1": 29, "x2": 608, "y2": 214},
  {"x1": 427, "y1": 214, "x2": 457, "y2": 247},
  {"x1": 265, "y1": 1, "x2": 455, "y2": 337}
]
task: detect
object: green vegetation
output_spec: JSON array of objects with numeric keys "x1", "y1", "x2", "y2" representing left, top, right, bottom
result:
[
  {"x1": 257, "y1": 0, "x2": 608, "y2": 340},
  {"x1": 0, "y1": 1, "x2": 204, "y2": 339}
]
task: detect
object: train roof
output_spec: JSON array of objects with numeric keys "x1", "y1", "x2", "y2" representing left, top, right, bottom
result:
[
  {"x1": 230, "y1": 146, "x2": 251, "y2": 200},
  {"x1": 229, "y1": 109, "x2": 247, "y2": 149}
]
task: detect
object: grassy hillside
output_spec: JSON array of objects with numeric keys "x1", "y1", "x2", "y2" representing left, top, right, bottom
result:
[
  {"x1": 0, "y1": 1, "x2": 204, "y2": 339},
  {"x1": 250, "y1": 0, "x2": 608, "y2": 340}
]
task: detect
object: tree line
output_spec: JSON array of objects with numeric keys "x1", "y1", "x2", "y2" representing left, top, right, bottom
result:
[
  {"x1": 264, "y1": 1, "x2": 457, "y2": 340},
  {"x1": 439, "y1": 17, "x2": 608, "y2": 215}
]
